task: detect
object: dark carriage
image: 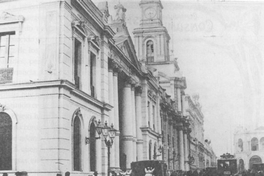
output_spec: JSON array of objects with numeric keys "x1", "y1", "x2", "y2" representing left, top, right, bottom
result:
[{"x1": 131, "y1": 160, "x2": 167, "y2": 176}]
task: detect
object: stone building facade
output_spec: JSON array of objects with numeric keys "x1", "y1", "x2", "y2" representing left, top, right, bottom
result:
[
  {"x1": 184, "y1": 95, "x2": 216, "y2": 170},
  {"x1": 0, "y1": 0, "x2": 215, "y2": 176},
  {"x1": 0, "y1": 0, "x2": 165, "y2": 175},
  {"x1": 234, "y1": 126, "x2": 264, "y2": 170}
]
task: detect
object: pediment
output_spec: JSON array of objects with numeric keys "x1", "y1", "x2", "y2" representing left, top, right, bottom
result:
[
  {"x1": 0, "y1": 12, "x2": 24, "y2": 24},
  {"x1": 116, "y1": 39, "x2": 141, "y2": 71}
]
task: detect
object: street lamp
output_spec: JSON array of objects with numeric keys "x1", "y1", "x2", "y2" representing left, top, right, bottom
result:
[
  {"x1": 101, "y1": 122, "x2": 117, "y2": 176},
  {"x1": 84, "y1": 120, "x2": 117, "y2": 176}
]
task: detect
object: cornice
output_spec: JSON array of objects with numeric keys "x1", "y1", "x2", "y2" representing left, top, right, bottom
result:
[
  {"x1": 0, "y1": 0, "x2": 17, "y2": 3},
  {"x1": 140, "y1": 126, "x2": 161, "y2": 138},
  {"x1": 147, "y1": 77, "x2": 159, "y2": 92},
  {"x1": 139, "y1": 0, "x2": 163, "y2": 9},
  {"x1": 133, "y1": 26, "x2": 169, "y2": 36},
  {"x1": 0, "y1": 80, "x2": 112, "y2": 111},
  {"x1": 185, "y1": 95, "x2": 204, "y2": 121},
  {"x1": 72, "y1": 0, "x2": 114, "y2": 38}
]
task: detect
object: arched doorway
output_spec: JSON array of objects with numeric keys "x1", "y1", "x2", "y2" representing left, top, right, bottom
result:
[
  {"x1": 90, "y1": 122, "x2": 96, "y2": 171},
  {"x1": 0, "y1": 112, "x2": 12, "y2": 170},
  {"x1": 238, "y1": 159, "x2": 245, "y2": 172},
  {"x1": 73, "y1": 115, "x2": 82, "y2": 171},
  {"x1": 238, "y1": 139, "x2": 243, "y2": 152},
  {"x1": 249, "y1": 155, "x2": 262, "y2": 169}
]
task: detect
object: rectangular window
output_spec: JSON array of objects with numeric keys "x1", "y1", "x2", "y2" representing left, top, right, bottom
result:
[
  {"x1": 0, "y1": 32, "x2": 15, "y2": 68},
  {"x1": 162, "y1": 131, "x2": 164, "y2": 142},
  {"x1": 90, "y1": 52, "x2": 96, "y2": 97},
  {"x1": 148, "y1": 101, "x2": 150, "y2": 127},
  {"x1": 74, "y1": 39, "x2": 82, "y2": 89},
  {"x1": 152, "y1": 105, "x2": 155, "y2": 130}
]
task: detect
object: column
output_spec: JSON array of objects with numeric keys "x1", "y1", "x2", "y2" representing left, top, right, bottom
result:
[
  {"x1": 182, "y1": 95, "x2": 187, "y2": 116},
  {"x1": 96, "y1": 136, "x2": 102, "y2": 175},
  {"x1": 178, "y1": 124, "x2": 185, "y2": 171},
  {"x1": 161, "y1": 35, "x2": 164, "y2": 55},
  {"x1": 113, "y1": 68, "x2": 120, "y2": 168},
  {"x1": 184, "y1": 129, "x2": 189, "y2": 171},
  {"x1": 135, "y1": 86, "x2": 143, "y2": 160},
  {"x1": 131, "y1": 85, "x2": 136, "y2": 161},
  {"x1": 121, "y1": 80, "x2": 134, "y2": 169},
  {"x1": 177, "y1": 88, "x2": 182, "y2": 112},
  {"x1": 108, "y1": 66, "x2": 115, "y2": 168}
]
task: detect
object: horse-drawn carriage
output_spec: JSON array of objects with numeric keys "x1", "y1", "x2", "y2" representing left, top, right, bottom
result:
[{"x1": 130, "y1": 160, "x2": 167, "y2": 176}]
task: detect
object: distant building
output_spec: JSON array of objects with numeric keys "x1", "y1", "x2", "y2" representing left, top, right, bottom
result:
[
  {"x1": 234, "y1": 126, "x2": 264, "y2": 170},
  {"x1": 184, "y1": 95, "x2": 217, "y2": 170}
]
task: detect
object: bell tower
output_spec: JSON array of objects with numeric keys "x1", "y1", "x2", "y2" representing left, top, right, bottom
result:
[
  {"x1": 139, "y1": 0, "x2": 163, "y2": 27},
  {"x1": 133, "y1": 0, "x2": 175, "y2": 68}
]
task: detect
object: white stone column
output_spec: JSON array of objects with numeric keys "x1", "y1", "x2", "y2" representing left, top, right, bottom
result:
[
  {"x1": 135, "y1": 86, "x2": 143, "y2": 160},
  {"x1": 96, "y1": 137, "x2": 102, "y2": 174},
  {"x1": 178, "y1": 125, "x2": 185, "y2": 171},
  {"x1": 121, "y1": 80, "x2": 134, "y2": 169},
  {"x1": 184, "y1": 130, "x2": 189, "y2": 171},
  {"x1": 108, "y1": 67, "x2": 115, "y2": 168},
  {"x1": 113, "y1": 70, "x2": 120, "y2": 168},
  {"x1": 131, "y1": 86, "x2": 137, "y2": 161}
]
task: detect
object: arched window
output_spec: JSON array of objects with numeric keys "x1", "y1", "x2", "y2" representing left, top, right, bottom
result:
[
  {"x1": 249, "y1": 155, "x2": 262, "y2": 169},
  {"x1": 238, "y1": 159, "x2": 245, "y2": 172},
  {"x1": 73, "y1": 116, "x2": 81, "y2": 171},
  {"x1": 260, "y1": 137, "x2": 264, "y2": 150},
  {"x1": 167, "y1": 149, "x2": 170, "y2": 169},
  {"x1": 0, "y1": 112, "x2": 12, "y2": 170},
  {"x1": 90, "y1": 121, "x2": 96, "y2": 171},
  {"x1": 149, "y1": 140, "x2": 152, "y2": 160},
  {"x1": 153, "y1": 142, "x2": 157, "y2": 160},
  {"x1": 251, "y1": 137, "x2": 259, "y2": 151},
  {"x1": 146, "y1": 40, "x2": 154, "y2": 63},
  {"x1": 238, "y1": 139, "x2": 243, "y2": 152}
]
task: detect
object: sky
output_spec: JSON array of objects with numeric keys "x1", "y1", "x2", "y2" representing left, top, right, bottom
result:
[{"x1": 93, "y1": 0, "x2": 264, "y2": 156}]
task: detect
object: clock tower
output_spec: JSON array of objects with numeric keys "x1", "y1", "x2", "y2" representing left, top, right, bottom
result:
[
  {"x1": 133, "y1": 0, "x2": 178, "y2": 73},
  {"x1": 140, "y1": 0, "x2": 163, "y2": 26}
]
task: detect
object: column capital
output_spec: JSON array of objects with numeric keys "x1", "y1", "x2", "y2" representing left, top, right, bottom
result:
[
  {"x1": 112, "y1": 62, "x2": 122, "y2": 73},
  {"x1": 176, "y1": 123, "x2": 184, "y2": 131},
  {"x1": 124, "y1": 80, "x2": 132, "y2": 88},
  {"x1": 109, "y1": 59, "x2": 122, "y2": 74},
  {"x1": 127, "y1": 76, "x2": 137, "y2": 86},
  {"x1": 135, "y1": 86, "x2": 143, "y2": 95},
  {"x1": 183, "y1": 128, "x2": 188, "y2": 134}
]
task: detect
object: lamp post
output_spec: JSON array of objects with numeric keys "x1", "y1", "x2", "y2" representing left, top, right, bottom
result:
[
  {"x1": 85, "y1": 120, "x2": 117, "y2": 176},
  {"x1": 101, "y1": 122, "x2": 117, "y2": 176}
]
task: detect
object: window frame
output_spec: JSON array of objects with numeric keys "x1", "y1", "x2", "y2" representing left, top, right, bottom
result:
[
  {"x1": 71, "y1": 108, "x2": 84, "y2": 172},
  {"x1": 0, "y1": 108, "x2": 18, "y2": 171},
  {"x1": 146, "y1": 39, "x2": 155, "y2": 63},
  {"x1": 251, "y1": 137, "x2": 259, "y2": 151},
  {"x1": 72, "y1": 35, "x2": 83, "y2": 89},
  {"x1": 0, "y1": 13, "x2": 24, "y2": 83},
  {"x1": 0, "y1": 32, "x2": 15, "y2": 68}
]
